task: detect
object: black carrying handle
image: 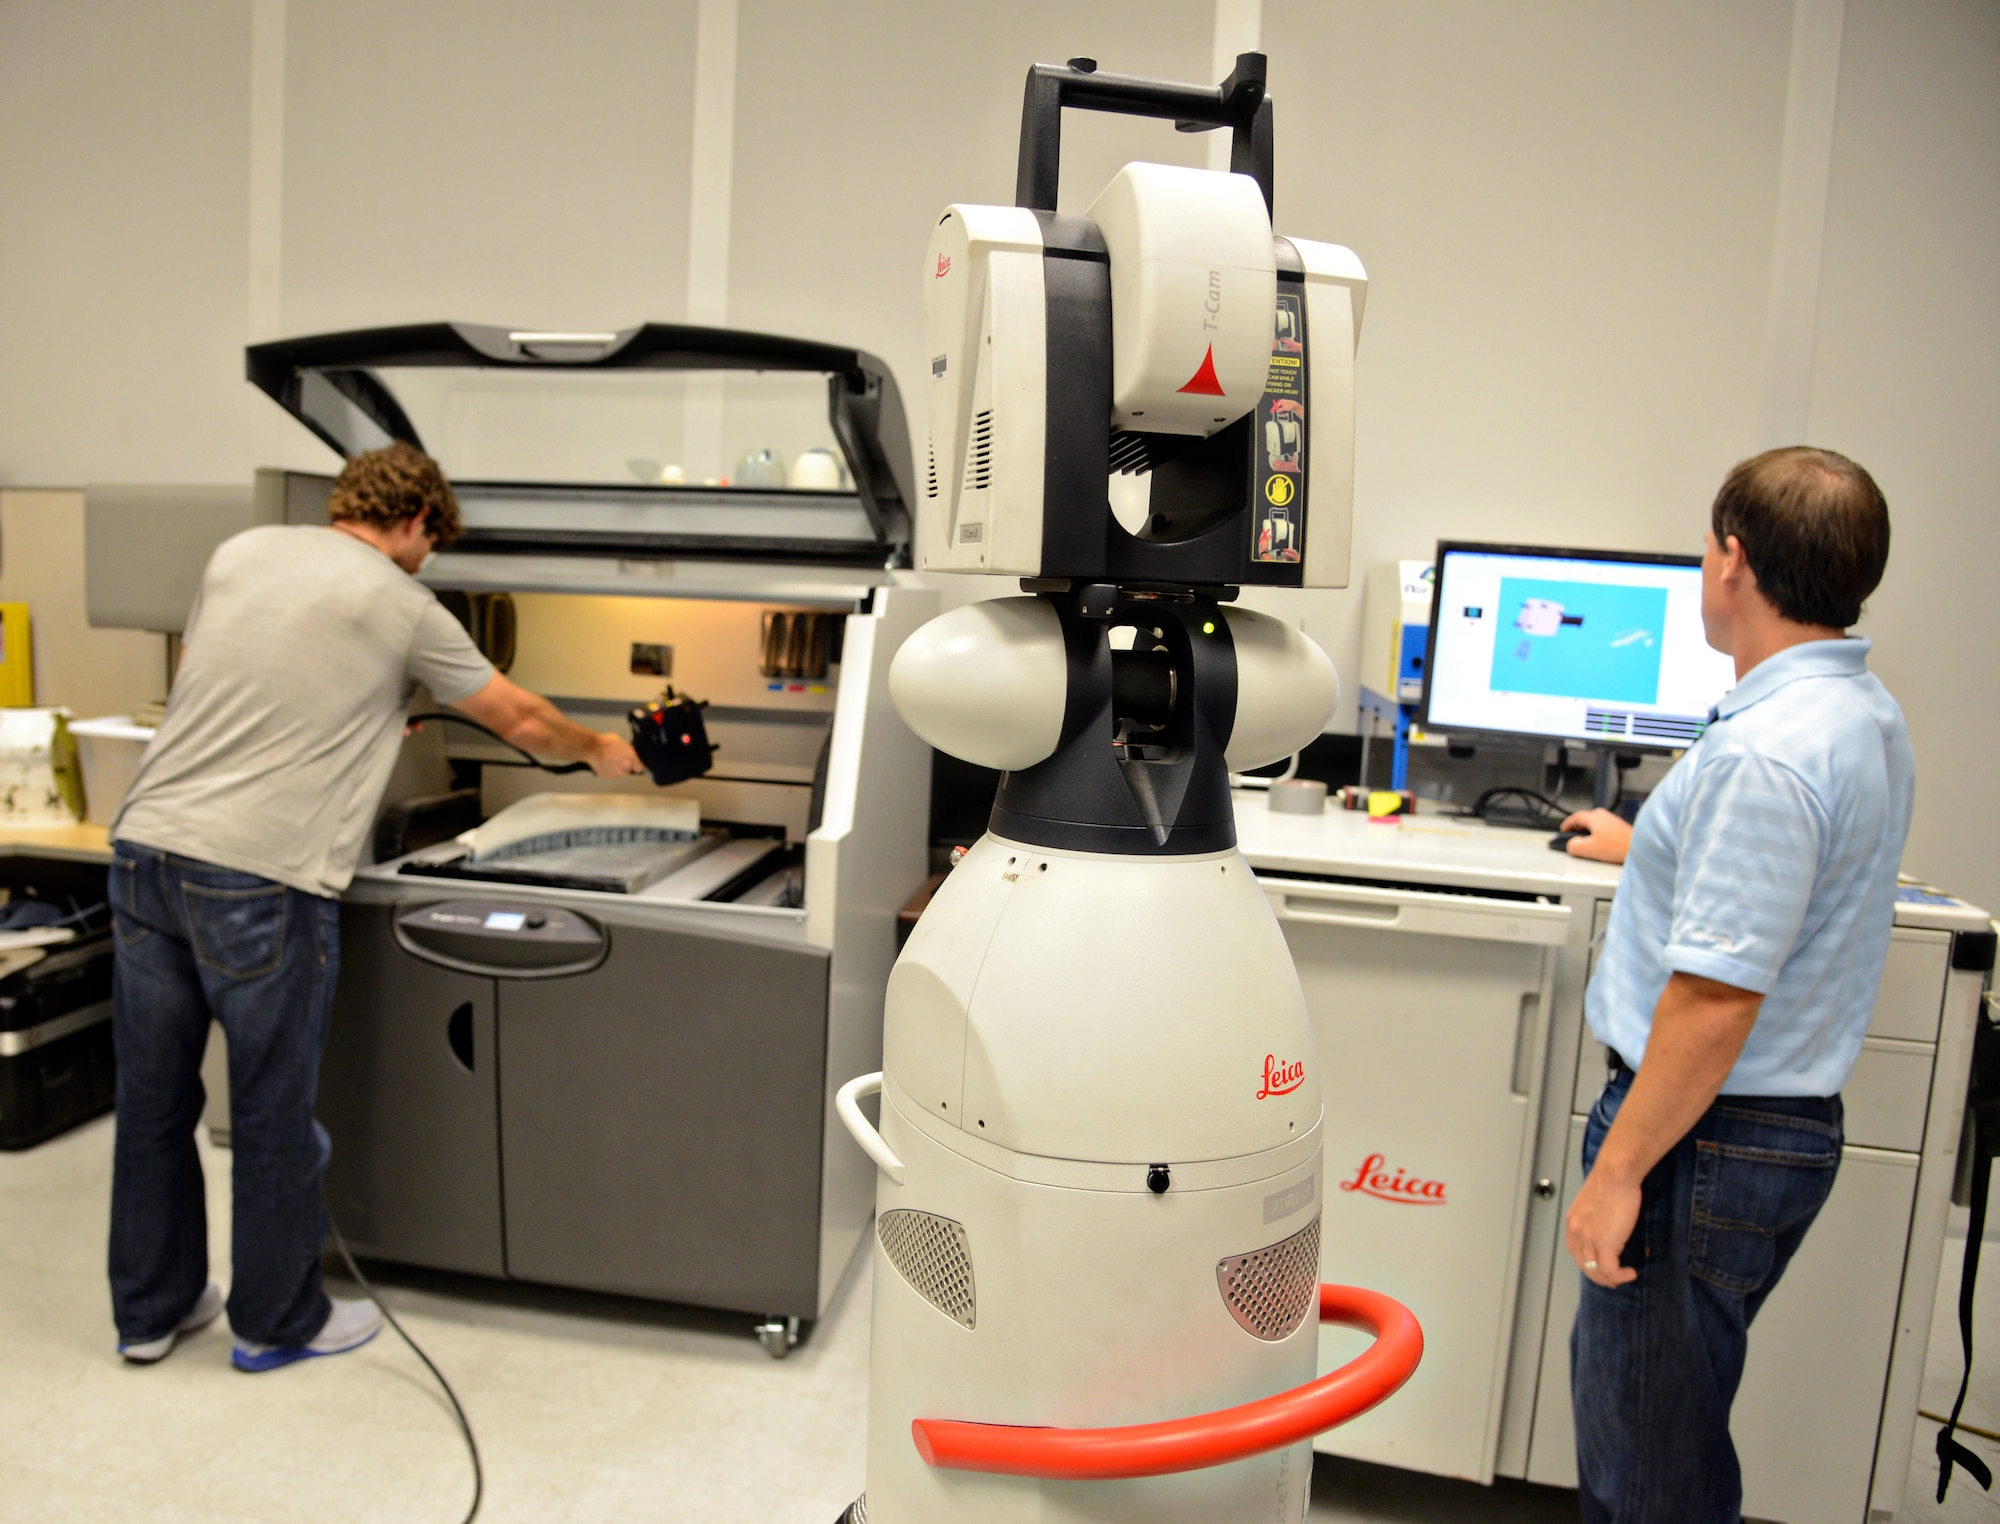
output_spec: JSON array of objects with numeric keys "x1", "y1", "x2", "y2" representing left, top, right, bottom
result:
[
  {"x1": 406, "y1": 711, "x2": 592, "y2": 774},
  {"x1": 1016, "y1": 53, "x2": 1274, "y2": 215}
]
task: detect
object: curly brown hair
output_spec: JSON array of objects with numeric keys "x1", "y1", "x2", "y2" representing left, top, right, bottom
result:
[{"x1": 327, "y1": 441, "x2": 461, "y2": 548}]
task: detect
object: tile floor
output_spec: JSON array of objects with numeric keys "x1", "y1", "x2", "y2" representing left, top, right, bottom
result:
[{"x1": 4, "y1": 1114, "x2": 2000, "y2": 1522}]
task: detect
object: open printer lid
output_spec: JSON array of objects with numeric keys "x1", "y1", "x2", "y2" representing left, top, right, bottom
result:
[{"x1": 246, "y1": 323, "x2": 913, "y2": 571}]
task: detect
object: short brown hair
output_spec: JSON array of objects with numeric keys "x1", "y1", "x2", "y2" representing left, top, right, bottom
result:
[
  {"x1": 1710, "y1": 446, "x2": 1889, "y2": 629},
  {"x1": 327, "y1": 441, "x2": 461, "y2": 548}
]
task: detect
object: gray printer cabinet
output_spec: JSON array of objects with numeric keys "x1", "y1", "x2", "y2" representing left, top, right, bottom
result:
[{"x1": 318, "y1": 899, "x2": 833, "y2": 1320}]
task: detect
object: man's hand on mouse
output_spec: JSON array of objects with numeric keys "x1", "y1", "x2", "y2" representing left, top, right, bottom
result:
[{"x1": 1561, "y1": 807, "x2": 1632, "y2": 864}]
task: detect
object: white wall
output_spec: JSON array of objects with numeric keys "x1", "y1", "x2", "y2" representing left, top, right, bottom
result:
[
  {"x1": 1261, "y1": 0, "x2": 1793, "y2": 717},
  {"x1": 0, "y1": 0, "x2": 1994, "y2": 905},
  {"x1": 0, "y1": 492, "x2": 166, "y2": 718},
  {"x1": 281, "y1": 0, "x2": 700, "y2": 340},
  {"x1": 1808, "y1": 0, "x2": 2000, "y2": 911},
  {"x1": 728, "y1": 0, "x2": 1213, "y2": 420},
  {"x1": 0, "y1": 0, "x2": 252, "y2": 483}
]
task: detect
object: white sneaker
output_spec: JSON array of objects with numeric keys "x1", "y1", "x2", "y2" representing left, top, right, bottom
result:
[
  {"x1": 231, "y1": 1296, "x2": 382, "y2": 1373},
  {"x1": 119, "y1": 1282, "x2": 225, "y2": 1364}
]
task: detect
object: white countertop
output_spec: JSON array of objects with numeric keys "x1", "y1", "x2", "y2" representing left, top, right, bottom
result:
[
  {"x1": 1231, "y1": 791, "x2": 1989, "y2": 930},
  {"x1": 1233, "y1": 791, "x2": 1622, "y2": 899}
]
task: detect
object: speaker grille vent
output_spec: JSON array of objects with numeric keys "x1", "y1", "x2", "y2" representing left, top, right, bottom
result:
[
  {"x1": 1217, "y1": 1215, "x2": 1321, "y2": 1341},
  {"x1": 961, "y1": 409, "x2": 993, "y2": 493},
  {"x1": 878, "y1": 1209, "x2": 976, "y2": 1329},
  {"x1": 925, "y1": 437, "x2": 938, "y2": 500}
]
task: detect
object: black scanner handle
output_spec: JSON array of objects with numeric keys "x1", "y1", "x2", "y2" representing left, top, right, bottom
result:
[{"x1": 1015, "y1": 52, "x2": 1274, "y2": 215}]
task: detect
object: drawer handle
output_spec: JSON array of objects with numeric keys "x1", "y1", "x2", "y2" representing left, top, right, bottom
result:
[
  {"x1": 1280, "y1": 895, "x2": 1401, "y2": 926},
  {"x1": 837, "y1": 1072, "x2": 905, "y2": 1185}
]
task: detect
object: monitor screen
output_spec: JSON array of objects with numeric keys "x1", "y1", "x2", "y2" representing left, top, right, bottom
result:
[{"x1": 1420, "y1": 542, "x2": 1738, "y2": 751}]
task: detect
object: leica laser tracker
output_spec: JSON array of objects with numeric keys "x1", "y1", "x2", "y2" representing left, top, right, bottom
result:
[{"x1": 835, "y1": 53, "x2": 1422, "y2": 1524}]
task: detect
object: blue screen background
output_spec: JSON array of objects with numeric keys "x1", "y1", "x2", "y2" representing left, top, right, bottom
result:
[{"x1": 1488, "y1": 578, "x2": 1670, "y2": 704}]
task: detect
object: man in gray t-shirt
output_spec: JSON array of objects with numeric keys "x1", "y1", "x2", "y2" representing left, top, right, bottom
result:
[{"x1": 107, "y1": 443, "x2": 639, "y2": 1371}]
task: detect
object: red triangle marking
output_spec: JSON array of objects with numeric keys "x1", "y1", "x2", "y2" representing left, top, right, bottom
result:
[{"x1": 1177, "y1": 344, "x2": 1226, "y2": 397}]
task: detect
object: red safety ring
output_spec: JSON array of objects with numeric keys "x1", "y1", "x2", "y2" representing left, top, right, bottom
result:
[{"x1": 911, "y1": 1284, "x2": 1422, "y2": 1481}]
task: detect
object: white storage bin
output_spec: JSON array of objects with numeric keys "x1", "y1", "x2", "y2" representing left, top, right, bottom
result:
[{"x1": 68, "y1": 717, "x2": 153, "y2": 826}]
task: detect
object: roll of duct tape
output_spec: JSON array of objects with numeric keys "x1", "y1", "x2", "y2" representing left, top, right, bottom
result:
[{"x1": 1268, "y1": 778, "x2": 1327, "y2": 815}]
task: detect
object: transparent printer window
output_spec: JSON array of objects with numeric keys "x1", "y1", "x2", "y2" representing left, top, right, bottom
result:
[{"x1": 365, "y1": 367, "x2": 850, "y2": 492}]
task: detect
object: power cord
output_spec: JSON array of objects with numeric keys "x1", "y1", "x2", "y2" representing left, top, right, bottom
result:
[
  {"x1": 1925, "y1": 1409, "x2": 2000, "y2": 1446},
  {"x1": 1459, "y1": 786, "x2": 1569, "y2": 830},
  {"x1": 406, "y1": 711, "x2": 590, "y2": 775},
  {"x1": 326, "y1": 1211, "x2": 484, "y2": 1524}
]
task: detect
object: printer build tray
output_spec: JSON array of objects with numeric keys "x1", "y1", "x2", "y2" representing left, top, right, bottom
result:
[
  {"x1": 402, "y1": 831, "x2": 725, "y2": 895},
  {"x1": 397, "y1": 825, "x2": 791, "y2": 899}
]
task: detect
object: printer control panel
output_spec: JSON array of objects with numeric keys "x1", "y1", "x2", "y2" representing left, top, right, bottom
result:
[{"x1": 394, "y1": 900, "x2": 607, "y2": 977}]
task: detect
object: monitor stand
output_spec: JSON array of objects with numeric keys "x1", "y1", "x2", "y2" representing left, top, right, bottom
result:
[{"x1": 1592, "y1": 748, "x2": 1641, "y2": 810}]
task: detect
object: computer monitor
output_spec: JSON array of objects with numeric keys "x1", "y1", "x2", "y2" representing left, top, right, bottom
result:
[{"x1": 1419, "y1": 541, "x2": 1738, "y2": 753}]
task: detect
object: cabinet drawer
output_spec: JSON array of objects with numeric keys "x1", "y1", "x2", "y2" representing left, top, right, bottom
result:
[
  {"x1": 1263, "y1": 877, "x2": 1571, "y2": 945},
  {"x1": 1841, "y1": 1040, "x2": 1934, "y2": 1153},
  {"x1": 1529, "y1": 1130, "x2": 1918, "y2": 1522},
  {"x1": 1575, "y1": 1033, "x2": 1611, "y2": 1117},
  {"x1": 1575, "y1": 1035, "x2": 1933, "y2": 1151},
  {"x1": 1572, "y1": 927, "x2": 1952, "y2": 1116},
  {"x1": 1871, "y1": 929, "x2": 1951, "y2": 1041}
]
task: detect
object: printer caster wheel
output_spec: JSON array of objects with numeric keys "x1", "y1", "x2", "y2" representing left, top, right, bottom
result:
[
  {"x1": 756, "y1": 1314, "x2": 800, "y2": 1358},
  {"x1": 834, "y1": 1496, "x2": 865, "y2": 1523}
]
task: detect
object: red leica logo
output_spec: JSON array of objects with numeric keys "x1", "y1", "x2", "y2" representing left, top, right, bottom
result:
[
  {"x1": 935, "y1": 254, "x2": 952, "y2": 278},
  {"x1": 1256, "y1": 1054, "x2": 1305, "y2": 1099},
  {"x1": 1340, "y1": 1153, "x2": 1447, "y2": 1206},
  {"x1": 1178, "y1": 343, "x2": 1225, "y2": 396}
]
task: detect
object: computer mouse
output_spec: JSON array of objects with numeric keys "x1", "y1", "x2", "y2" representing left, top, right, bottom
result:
[{"x1": 1549, "y1": 827, "x2": 1591, "y2": 852}]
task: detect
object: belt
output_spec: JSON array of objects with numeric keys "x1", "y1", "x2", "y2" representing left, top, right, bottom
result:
[{"x1": 1602, "y1": 1046, "x2": 1838, "y2": 1108}]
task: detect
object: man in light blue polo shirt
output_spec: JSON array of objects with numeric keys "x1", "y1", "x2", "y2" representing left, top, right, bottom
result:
[{"x1": 1558, "y1": 445, "x2": 1912, "y2": 1523}]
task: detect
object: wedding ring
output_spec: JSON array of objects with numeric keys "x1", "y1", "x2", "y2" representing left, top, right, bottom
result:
[{"x1": 1583, "y1": 1259, "x2": 1599, "y2": 1270}]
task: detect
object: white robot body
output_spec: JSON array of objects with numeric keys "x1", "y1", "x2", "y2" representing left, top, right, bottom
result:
[
  {"x1": 862, "y1": 833, "x2": 1323, "y2": 1523},
  {"x1": 838, "y1": 53, "x2": 1418, "y2": 1524},
  {"x1": 885, "y1": 598, "x2": 1339, "y2": 778},
  {"x1": 919, "y1": 197, "x2": 1366, "y2": 586}
]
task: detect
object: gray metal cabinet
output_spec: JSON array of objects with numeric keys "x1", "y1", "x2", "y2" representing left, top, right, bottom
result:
[
  {"x1": 496, "y1": 922, "x2": 831, "y2": 1316},
  {"x1": 1528, "y1": 1120, "x2": 1917, "y2": 1521},
  {"x1": 1234, "y1": 798, "x2": 1992, "y2": 1518},
  {"x1": 319, "y1": 904, "x2": 505, "y2": 1276},
  {"x1": 1531, "y1": 921, "x2": 1977, "y2": 1521},
  {"x1": 318, "y1": 897, "x2": 833, "y2": 1321}
]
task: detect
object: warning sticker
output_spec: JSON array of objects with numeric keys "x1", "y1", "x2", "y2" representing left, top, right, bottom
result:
[{"x1": 1251, "y1": 292, "x2": 1307, "y2": 564}]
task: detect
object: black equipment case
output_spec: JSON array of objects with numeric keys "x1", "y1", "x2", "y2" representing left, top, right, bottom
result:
[{"x1": 0, "y1": 931, "x2": 116, "y2": 1150}]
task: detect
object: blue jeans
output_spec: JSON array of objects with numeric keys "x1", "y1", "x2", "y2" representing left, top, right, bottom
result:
[
  {"x1": 1571, "y1": 1067, "x2": 1842, "y2": 1522},
  {"x1": 107, "y1": 842, "x2": 340, "y2": 1347}
]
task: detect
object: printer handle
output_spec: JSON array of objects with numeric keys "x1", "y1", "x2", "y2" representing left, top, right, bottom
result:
[{"x1": 1016, "y1": 53, "x2": 1274, "y2": 214}]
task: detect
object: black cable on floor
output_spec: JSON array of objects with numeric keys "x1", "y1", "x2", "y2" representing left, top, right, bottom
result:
[{"x1": 326, "y1": 1212, "x2": 484, "y2": 1524}]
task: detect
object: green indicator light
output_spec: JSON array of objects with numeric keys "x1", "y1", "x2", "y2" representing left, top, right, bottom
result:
[{"x1": 1202, "y1": 621, "x2": 1216, "y2": 635}]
